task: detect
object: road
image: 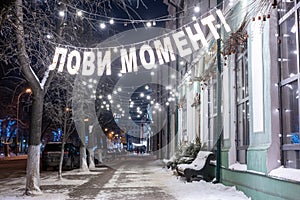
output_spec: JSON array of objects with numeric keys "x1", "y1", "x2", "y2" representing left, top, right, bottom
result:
[{"x1": 0, "y1": 158, "x2": 27, "y2": 179}]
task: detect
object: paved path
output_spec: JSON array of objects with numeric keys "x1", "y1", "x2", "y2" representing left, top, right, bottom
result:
[
  {"x1": 95, "y1": 158, "x2": 175, "y2": 200},
  {"x1": 64, "y1": 157, "x2": 175, "y2": 200}
]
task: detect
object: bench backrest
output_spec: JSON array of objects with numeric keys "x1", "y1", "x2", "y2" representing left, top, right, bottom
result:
[{"x1": 191, "y1": 151, "x2": 214, "y2": 169}]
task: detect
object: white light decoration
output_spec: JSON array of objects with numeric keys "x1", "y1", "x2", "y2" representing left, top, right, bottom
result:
[
  {"x1": 114, "y1": 48, "x2": 118, "y2": 53},
  {"x1": 140, "y1": 93, "x2": 145, "y2": 97},
  {"x1": 118, "y1": 73, "x2": 122, "y2": 77},
  {"x1": 46, "y1": 34, "x2": 52, "y2": 39},
  {"x1": 101, "y1": 105, "x2": 104, "y2": 109},
  {"x1": 99, "y1": 95, "x2": 103, "y2": 99},
  {"x1": 59, "y1": 11, "x2": 65, "y2": 17},
  {"x1": 117, "y1": 104, "x2": 120, "y2": 108},
  {"x1": 192, "y1": 16, "x2": 197, "y2": 21},
  {"x1": 145, "y1": 85, "x2": 149, "y2": 90},
  {"x1": 106, "y1": 104, "x2": 110, "y2": 107},
  {"x1": 82, "y1": 81, "x2": 87, "y2": 85},
  {"x1": 180, "y1": 61, "x2": 185, "y2": 65},
  {"x1": 150, "y1": 71, "x2": 155, "y2": 76},
  {"x1": 146, "y1": 95, "x2": 151, "y2": 100},
  {"x1": 107, "y1": 94, "x2": 112, "y2": 100},
  {"x1": 171, "y1": 74, "x2": 176, "y2": 79},
  {"x1": 152, "y1": 21, "x2": 156, "y2": 26},
  {"x1": 128, "y1": 116, "x2": 131, "y2": 119},
  {"x1": 88, "y1": 84, "x2": 93, "y2": 88},
  {"x1": 110, "y1": 100, "x2": 113, "y2": 103},
  {"x1": 113, "y1": 90, "x2": 117, "y2": 94},
  {"x1": 77, "y1": 10, "x2": 83, "y2": 17},
  {"x1": 117, "y1": 87, "x2": 122, "y2": 92},
  {"x1": 194, "y1": 6, "x2": 200, "y2": 13},
  {"x1": 137, "y1": 115, "x2": 141, "y2": 118},
  {"x1": 150, "y1": 100, "x2": 154, "y2": 104},
  {"x1": 109, "y1": 19, "x2": 114, "y2": 24},
  {"x1": 100, "y1": 22, "x2": 106, "y2": 29},
  {"x1": 146, "y1": 21, "x2": 152, "y2": 27},
  {"x1": 93, "y1": 90, "x2": 96, "y2": 94},
  {"x1": 166, "y1": 102, "x2": 170, "y2": 106},
  {"x1": 106, "y1": 108, "x2": 110, "y2": 110},
  {"x1": 103, "y1": 101, "x2": 107, "y2": 104}
]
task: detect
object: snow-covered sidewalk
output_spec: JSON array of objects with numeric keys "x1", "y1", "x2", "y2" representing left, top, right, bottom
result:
[{"x1": 0, "y1": 159, "x2": 250, "y2": 200}]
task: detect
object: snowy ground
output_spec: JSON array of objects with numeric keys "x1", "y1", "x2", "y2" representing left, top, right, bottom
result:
[{"x1": 0, "y1": 159, "x2": 250, "y2": 200}]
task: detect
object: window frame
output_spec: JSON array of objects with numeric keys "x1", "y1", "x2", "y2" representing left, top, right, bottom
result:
[
  {"x1": 278, "y1": 0, "x2": 300, "y2": 169},
  {"x1": 235, "y1": 46, "x2": 250, "y2": 164}
]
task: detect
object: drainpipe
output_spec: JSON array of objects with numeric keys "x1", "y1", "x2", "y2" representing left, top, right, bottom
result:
[{"x1": 216, "y1": 0, "x2": 223, "y2": 183}]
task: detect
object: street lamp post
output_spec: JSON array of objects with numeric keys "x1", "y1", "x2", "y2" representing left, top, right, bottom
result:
[{"x1": 16, "y1": 88, "x2": 32, "y2": 155}]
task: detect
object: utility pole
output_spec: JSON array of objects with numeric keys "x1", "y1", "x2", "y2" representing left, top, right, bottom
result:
[{"x1": 216, "y1": 0, "x2": 223, "y2": 184}]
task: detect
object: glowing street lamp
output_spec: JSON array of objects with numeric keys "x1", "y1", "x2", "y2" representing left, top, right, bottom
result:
[{"x1": 16, "y1": 88, "x2": 32, "y2": 155}]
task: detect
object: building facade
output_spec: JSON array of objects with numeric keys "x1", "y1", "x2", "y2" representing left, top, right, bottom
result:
[{"x1": 163, "y1": 0, "x2": 300, "y2": 199}]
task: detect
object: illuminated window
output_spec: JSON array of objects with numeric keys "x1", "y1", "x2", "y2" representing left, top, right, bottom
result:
[
  {"x1": 235, "y1": 46, "x2": 249, "y2": 164},
  {"x1": 279, "y1": 0, "x2": 300, "y2": 169}
]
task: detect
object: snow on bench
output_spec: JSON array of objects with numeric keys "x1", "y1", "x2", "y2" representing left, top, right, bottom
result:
[{"x1": 176, "y1": 151, "x2": 215, "y2": 182}]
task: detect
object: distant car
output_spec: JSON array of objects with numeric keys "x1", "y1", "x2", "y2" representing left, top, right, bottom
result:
[{"x1": 42, "y1": 142, "x2": 80, "y2": 171}]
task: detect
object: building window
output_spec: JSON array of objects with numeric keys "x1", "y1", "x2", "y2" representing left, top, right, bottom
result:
[
  {"x1": 235, "y1": 47, "x2": 249, "y2": 164},
  {"x1": 208, "y1": 76, "x2": 217, "y2": 150},
  {"x1": 279, "y1": 0, "x2": 300, "y2": 169}
]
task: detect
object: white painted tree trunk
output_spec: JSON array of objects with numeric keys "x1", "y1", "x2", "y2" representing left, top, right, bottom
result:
[
  {"x1": 80, "y1": 146, "x2": 89, "y2": 172},
  {"x1": 25, "y1": 145, "x2": 42, "y2": 195},
  {"x1": 88, "y1": 148, "x2": 95, "y2": 169}
]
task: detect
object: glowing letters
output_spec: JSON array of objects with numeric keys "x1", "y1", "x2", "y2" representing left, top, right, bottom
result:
[{"x1": 49, "y1": 10, "x2": 230, "y2": 76}]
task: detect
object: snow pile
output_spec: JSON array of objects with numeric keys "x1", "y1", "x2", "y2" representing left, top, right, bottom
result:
[
  {"x1": 154, "y1": 167, "x2": 250, "y2": 200},
  {"x1": 269, "y1": 166, "x2": 300, "y2": 182},
  {"x1": 229, "y1": 162, "x2": 247, "y2": 171}
]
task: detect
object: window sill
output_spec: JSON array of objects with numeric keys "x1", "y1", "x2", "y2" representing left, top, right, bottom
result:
[{"x1": 282, "y1": 144, "x2": 300, "y2": 151}]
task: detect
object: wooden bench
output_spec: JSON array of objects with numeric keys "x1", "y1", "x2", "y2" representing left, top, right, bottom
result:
[{"x1": 176, "y1": 151, "x2": 215, "y2": 182}]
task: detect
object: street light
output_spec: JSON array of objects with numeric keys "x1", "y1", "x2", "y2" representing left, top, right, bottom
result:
[{"x1": 16, "y1": 88, "x2": 32, "y2": 155}]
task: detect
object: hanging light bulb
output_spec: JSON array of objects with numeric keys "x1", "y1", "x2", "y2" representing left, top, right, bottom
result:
[
  {"x1": 109, "y1": 19, "x2": 114, "y2": 24},
  {"x1": 100, "y1": 22, "x2": 106, "y2": 29},
  {"x1": 146, "y1": 21, "x2": 152, "y2": 27},
  {"x1": 77, "y1": 10, "x2": 83, "y2": 17},
  {"x1": 194, "y1": 6, "x2": 200, "y2": 13},
  {"x1": 59, "y1": 11, "x2": 65, "y2": 17}
]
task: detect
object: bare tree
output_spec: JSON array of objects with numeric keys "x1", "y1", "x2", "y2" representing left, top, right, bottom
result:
[{"x1": 0, "y1": 0, "x2": 140, "y2": 195}]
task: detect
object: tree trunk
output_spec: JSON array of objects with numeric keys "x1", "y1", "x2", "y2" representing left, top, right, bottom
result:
[
  {"x1": 88, "y1": 148, "x2": 95, "y2": 169},
  {"x1": 80, "y1": 146, "x2": 89, "y2": 171},
  {"x1": 25, "y1": 93, "x2": 43, "y2": 195},
  {"x1": 58, "y1": 141, "x2": 65, "y2": 179}
]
